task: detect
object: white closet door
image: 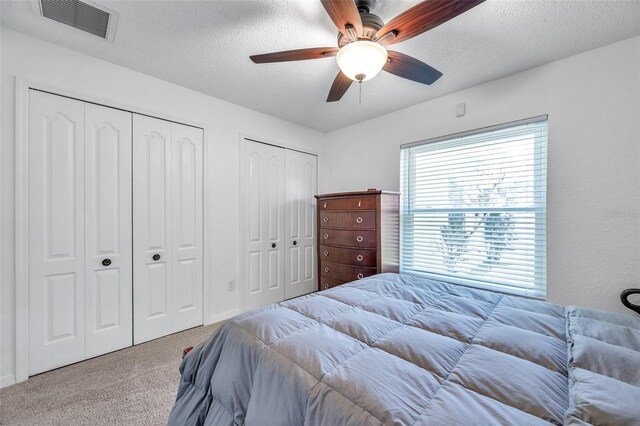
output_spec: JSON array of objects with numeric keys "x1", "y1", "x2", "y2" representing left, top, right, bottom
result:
[
  {"x1": 133, "y1": 114, "x2": 173, "y2": 344},
  {"x1": 284, "y1": 150, "x2": 318, "y2": 299},
  {"x1": 28, "y1": 90, "x2": 86, "y2": 374},
  {"x1": 242, "y1": 140, "x2": 285, "y2": 310},
  {"x1": 84, "y1": 104, "x2": 133, "y2": 358},
  {"x1": 171, "y1": 123, "x2": 203, "y2": 332}
]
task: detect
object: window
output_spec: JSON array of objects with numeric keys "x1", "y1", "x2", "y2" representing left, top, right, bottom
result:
[{"x1": 400, "y1": 117, "x2": 548, "y2": 298}]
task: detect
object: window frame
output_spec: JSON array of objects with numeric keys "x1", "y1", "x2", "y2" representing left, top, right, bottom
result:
[{"x1": 399, "y1": 116, "x2": 548, "y2": 299}]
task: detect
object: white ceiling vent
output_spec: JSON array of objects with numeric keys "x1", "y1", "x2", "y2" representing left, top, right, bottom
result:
[{"x1": 32, "y1": 0, "x2": 119, "y2": 42}]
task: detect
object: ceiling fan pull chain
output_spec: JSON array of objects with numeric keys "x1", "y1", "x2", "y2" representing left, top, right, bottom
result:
[{"x1": 355, "y1": 73, "x2": 365, "y2": 105}]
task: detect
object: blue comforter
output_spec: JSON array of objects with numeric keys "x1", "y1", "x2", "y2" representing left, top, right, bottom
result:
[{"x1": 169, "y1": 273, "x2": 640, "y2": 425}]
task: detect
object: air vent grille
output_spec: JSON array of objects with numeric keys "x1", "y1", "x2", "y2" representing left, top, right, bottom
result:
[{"x1": 40, "y1": 0, "x2": 111, "y2": 39}]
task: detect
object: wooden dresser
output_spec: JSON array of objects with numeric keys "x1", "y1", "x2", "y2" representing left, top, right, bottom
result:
[{"x1": 315, "y1": 190, "x2": 400, "y2": 290}]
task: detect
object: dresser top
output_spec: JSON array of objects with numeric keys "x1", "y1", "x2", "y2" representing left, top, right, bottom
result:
[{"x1": 315, "y1": 190, "x2": 400, "y2": 199}]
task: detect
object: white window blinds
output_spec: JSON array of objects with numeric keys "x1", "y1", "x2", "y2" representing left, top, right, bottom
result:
[{"x1": 400, "y1": 117, "x2": 548, "y2": 298}]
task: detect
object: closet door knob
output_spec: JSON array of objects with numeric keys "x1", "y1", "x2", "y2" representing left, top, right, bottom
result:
[
  {"x1": 153, "y1": 254, "x2": 160, "y2": 261},
  {"x1": 272, "y1": 243, "x2": 277, "y2": 248},
  {"x1": 293, "y1": 240, "x2": 297, "y2": 246},
  {"x1": 102, "y1": 259, "x2": 111, "y2": 267}
]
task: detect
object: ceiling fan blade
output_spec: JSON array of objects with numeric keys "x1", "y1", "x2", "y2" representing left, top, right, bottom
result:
[
  {"x1": 327, "y1": 71, "x2": 353, "y2": 102},
  {"x1": 250, "y1": 47, "x2": 338, "y2": 63},
  {"x1": 384, "y1": 51, "x2": 442, "y2": 85},
  {"x1": 375, "y1": 0, "x2": 485, "y2": 46},
  {"x1": 320, "y1": 0, "x2": 363, "y2": 41}
]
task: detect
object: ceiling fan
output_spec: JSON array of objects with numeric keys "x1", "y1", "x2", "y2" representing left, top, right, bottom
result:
[{"x1": 250, "y1": 0, "x2": 485, "y2": 102}]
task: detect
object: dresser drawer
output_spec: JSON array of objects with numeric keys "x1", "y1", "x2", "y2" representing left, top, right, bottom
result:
[
  {"x1": 319, "y1": 197, "x2": 376, "y2": 211},
  {"x1": 319, "y1": 211, "x2": 376, "y2": 230},
  {"x1": 319, "y1": 229, "x2": 377, "y2": 248},
  {"x1": 319, "y1": 245, "x2": 377, "y2": 267},
  {"x1": 320, "y1": 260, "x2": 376, "y2": 282},
  {"x1": 319, "y1": 276, "x2": 344, "y2": 291}
]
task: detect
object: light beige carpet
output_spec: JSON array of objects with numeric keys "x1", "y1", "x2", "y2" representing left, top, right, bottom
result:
[{"x1": 0, "y1": 323, "x2": 221, "y2": 425}]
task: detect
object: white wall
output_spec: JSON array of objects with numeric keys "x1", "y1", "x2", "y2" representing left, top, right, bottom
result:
[
  {"x1": 320, "y1": 36, "x2": 640, "y2": 316},
  {"x1": 0, "y1": 28, "x2": 324, "y2": 386}
]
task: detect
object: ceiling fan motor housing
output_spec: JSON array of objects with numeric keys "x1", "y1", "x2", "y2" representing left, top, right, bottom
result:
[
  {"x1": 337, "y1": 12, "x2": 384, "y2": 46},
  {"x1": 356, "y1": 0, "x2": 375, "y2": 14}
]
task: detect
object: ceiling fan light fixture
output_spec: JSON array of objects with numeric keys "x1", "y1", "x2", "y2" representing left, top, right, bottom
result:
[{"x1": 336, "y1": 40, "x2": 387, "y2": 82}]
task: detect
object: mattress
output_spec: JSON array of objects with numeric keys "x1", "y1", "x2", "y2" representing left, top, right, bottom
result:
[{"x1": 169, "y1": 273, "x2": 640, "y2": 425}]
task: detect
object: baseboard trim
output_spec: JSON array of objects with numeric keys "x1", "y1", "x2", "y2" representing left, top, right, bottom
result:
[
  {"x1": 207, "y1": 309, "x2": 240, "y2": 325},
  {"x1": 1, "y1": 373, "x2": 16, "y2": 389}
]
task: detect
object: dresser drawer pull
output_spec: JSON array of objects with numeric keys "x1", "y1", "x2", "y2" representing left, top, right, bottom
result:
[
  {"x1": 358, "y1": 200, "x2": 361, "y2": 207},
  {"x1": 323, "y1": 216, "x2": 329, "y2": 223},
  {"x1": 323, "y1": 250, "x2": 329, "y2": 257},
  {"x1": 356, "y1": 236, "x2": 364, "y2": 243},
  {"x1": 324, "y1": 283, "x2": 329, "y2": 289},
  {"x1": 357, "y1": 273, "x2": 364, "y2": 279},
  {"x1": 324, "y1": 202, "x2": 327, "y2": 208},
  {"x1": 356, "y1": 216, "x2": 363, "y2": 224},
  {"x1": 324, "y1": 234, "x2": 329, "y2": 240},
  {"x1": 356, "y1": 255, "x2": 364, "y2": 262},
  {"x1": 324, "y1": 267, "x2": 330, "y2": 273}
]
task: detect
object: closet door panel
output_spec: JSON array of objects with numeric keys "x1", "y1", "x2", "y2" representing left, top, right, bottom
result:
[
  {"x1": 284, "y1": 150, "x2": 318, "y2": 299},
  {"x1": 242, "y1": 140, "x2": 285, "y2": 310},
  {"x1": 28, "y1": 90, "x2": 86, "y2": 375},
  {"x1": 265, "y1": 153, "x2": 285, "y2": 294},
  {"x1": 171, "y1": 123, "x2": 203, "y2": 331},
  {"x1": 246, "y1": 151, "x2": 264, "y2": 298},
  {"x1": 133, "y1": 114, "x2": 173, "y2": 344},
  {"x1": 84, "y1": 104, "x2": 133, "y2": 357}
]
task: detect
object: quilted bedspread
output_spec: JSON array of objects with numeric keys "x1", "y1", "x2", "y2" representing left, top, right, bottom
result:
[{"x1": 169, "y1": 273, "x2": 640, "y2": 425}]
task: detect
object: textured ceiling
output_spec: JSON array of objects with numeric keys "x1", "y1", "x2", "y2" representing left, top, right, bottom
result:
[{"x1": 2, "y1": 0, "x2": 639, "y2": 132}]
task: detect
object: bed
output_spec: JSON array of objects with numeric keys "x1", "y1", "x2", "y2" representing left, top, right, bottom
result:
[{"x1": 169, "y1": 273, "x2": 640, "y2": 425}]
